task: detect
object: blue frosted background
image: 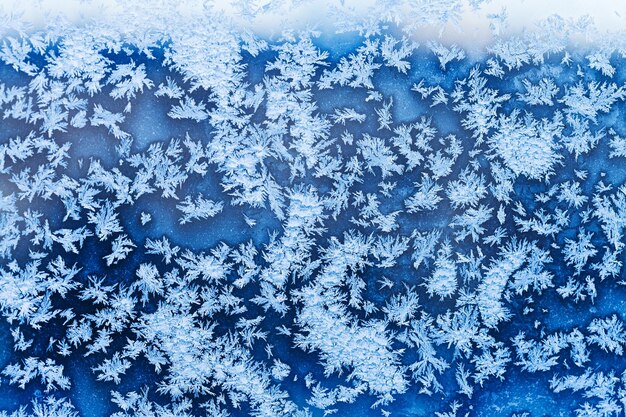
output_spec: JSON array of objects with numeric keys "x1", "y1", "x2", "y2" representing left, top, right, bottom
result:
[{"x1": 1, "y1": 16, "x2": 626, "y2": 417}]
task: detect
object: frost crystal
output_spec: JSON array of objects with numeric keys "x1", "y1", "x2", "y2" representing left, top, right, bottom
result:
[{"x1": 0, "y1": 2, "x2": 625, "y2": 416}]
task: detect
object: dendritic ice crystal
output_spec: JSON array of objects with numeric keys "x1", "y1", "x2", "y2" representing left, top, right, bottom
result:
[{"x1": 2, "y1": 0, "x2": 626, "y2": 416}]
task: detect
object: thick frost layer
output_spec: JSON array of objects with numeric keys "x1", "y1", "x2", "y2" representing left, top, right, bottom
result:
[{"x1": 1, "y1": 2, "x2": 626, "y2": 417}]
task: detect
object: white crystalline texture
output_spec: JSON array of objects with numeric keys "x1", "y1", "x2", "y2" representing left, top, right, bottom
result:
[{"x1": 1, "y1": 4, "x2": 626, "y2": 416}]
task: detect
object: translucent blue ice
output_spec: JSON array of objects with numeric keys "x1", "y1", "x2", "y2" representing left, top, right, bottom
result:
[{"x1": 1, "y1": 5, "x2": 626, "y2": 417}]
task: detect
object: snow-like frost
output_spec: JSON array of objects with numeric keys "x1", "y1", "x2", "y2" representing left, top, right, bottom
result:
[{"x1": 1, "y1": 4, "x2": 626, "y2": 416}]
